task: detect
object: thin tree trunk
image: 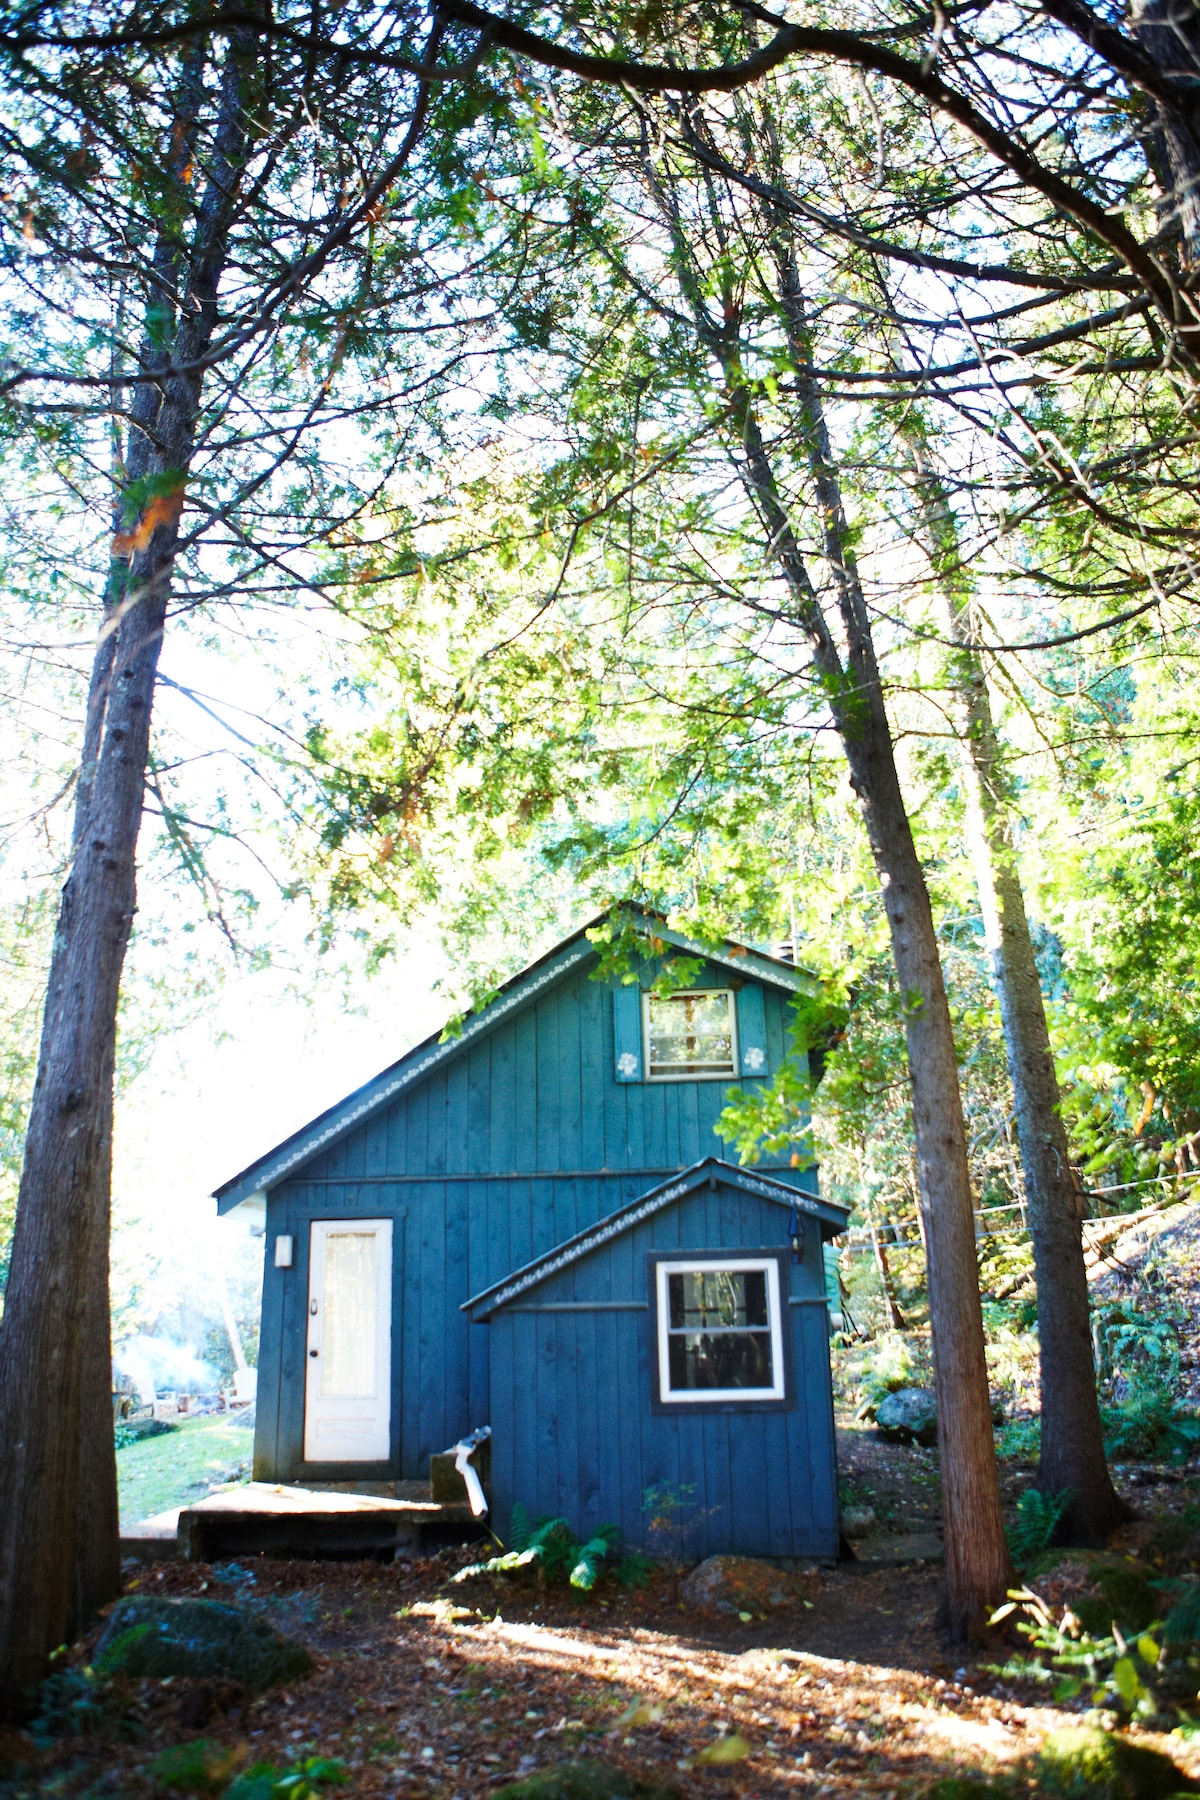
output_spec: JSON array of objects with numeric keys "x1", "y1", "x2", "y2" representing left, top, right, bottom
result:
[
  {"x1": 0, "y1": 37, "x2": 256, "y2": 1713},
  {"x1": 644, "y1": 139, "x2": 1011, "y2": 1620},
  {"x1": 865, "y1": 1190, "x2": 906, "y2": 1331},
  {"x1": 749, "y1": 251, "x2": 1011, "y2": 1633},
  {"x1": 909, "y1": 449, "x2": 1129, "y2": 1544}
]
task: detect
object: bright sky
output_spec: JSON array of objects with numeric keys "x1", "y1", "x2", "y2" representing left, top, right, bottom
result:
[{"x1": 110, "y1": 927, "x2": 453, "y2": 1320}]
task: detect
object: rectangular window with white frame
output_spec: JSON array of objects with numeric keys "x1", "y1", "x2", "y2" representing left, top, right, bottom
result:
[
  {"x1": 650, "y1": 1253, "x2": 789, "y2": 1408},
  {"x1": 642, "y1": 989, "x2": 737, "y2": 1080}
]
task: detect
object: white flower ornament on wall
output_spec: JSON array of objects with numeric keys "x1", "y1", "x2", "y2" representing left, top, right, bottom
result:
[
  {"x1": 743, "y1": 1046, "x2": 766, "y2": 1072},
  {"x1": 617, "y1": 1051, "x2": 640, "y2": 1077}
]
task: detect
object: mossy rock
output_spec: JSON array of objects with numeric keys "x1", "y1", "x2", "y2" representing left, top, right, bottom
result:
[
  {"x1": 95, "y1": 1597, "x2": 312, "y2": 1694},
  {"x1": 491, "y1": 1761, "x2": 681, "y2": 1799},
  {"x1": 1037, "y1": 1726, "x2": 1193, "y2": 1799},
  {"x1": 921, "y1": 1780, "x2": 1009, "y2": 1800}
]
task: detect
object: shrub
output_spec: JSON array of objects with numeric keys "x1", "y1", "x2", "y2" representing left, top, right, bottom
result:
[
  {"x1": 94, "y1": 1597, "x2": 312, "y2": 1693},
  {"x1": 114, "y1": 1417, "x2": 178, "y2": 1450},
  {"x1": 224, "y1": 1757, "x2": 348, "y2": 1800},
  {"x1": 1101, "y1": 1376, "x2": 1200, "y2": 1463},
  {"x1": 149, "y1": 1738, "x2": 242, "y2": 1792},
  {"x1": 1036, "y1": 1725, "x2": 1190, "y2": 1800},
  {"x1": 455, "y1": 1505, "x2": 625, "y2": 1591}
]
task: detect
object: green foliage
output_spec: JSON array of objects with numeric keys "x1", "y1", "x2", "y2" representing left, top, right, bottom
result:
[
  {"x1": 615, "y1": 1552, "x2": 656, "y2": 1590},
  {"x1": 223, "y1": 1757, "x2": 348, "y2": 1800},
  {"x1": 454, "y1": 1507, "x2": 622, "y2": 1591},
  {"x1": 1007, "y1": 1489, "x2": 1072, "y2": 1567},
  {"x1": 1036, "y1": 1725, "x2": 1189, "y2": 1800},
  {"x1": 149, "y1": 1738, "x2": 243, "y2": 1792},
  {"x1": 920, "y1": 1782, "x2": 1010, "y2": 1800},
  {"x1": 852, "y1": 1333, "x2": 921, "y2": 1421},
  {"x1": 113, "y1": 1417, "x2": 177, "y2": 1451},
  {"x1": 1101, "y1": 1376, "x2": 1200, "y2": 1464},
  {"x1": 996, "y1": 1416, "x2": 1042, "y2": 1462},
  {"x1": 985, "y1": 1584, "x2": 1200, "y2": 1724},
  {"x1": 29, "y1": 1664, "x2": 129, "y2": 1746}
]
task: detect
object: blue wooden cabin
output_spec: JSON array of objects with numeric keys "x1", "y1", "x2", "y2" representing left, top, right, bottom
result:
[{"x1": 214, "y1": 911, "x2": 849, "y2": 1560}]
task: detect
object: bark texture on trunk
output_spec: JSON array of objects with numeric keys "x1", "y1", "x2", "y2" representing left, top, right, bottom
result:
[
  {"x1": 0, "y1": 550, "x2": 172, "y2": 1708},
  {"x1": 0, "y1": 38, "x2": 254, "y2": 1713},
  {"x1": 912, "y1": 454, "x2": 1129, "y2": 1544},
  {"x1": 769, "y1": 262, "x2": 1011, "y2": 1634},
  {"x1": 1133, "y1": 0, "x2": 1200, "y2": 266},
  {"x1": 961, "y1": 743, "x2": 1127, "y2": 1540},
  {"x1": 643, "y1": 143, "x2": 1012, "y2": 1626}
]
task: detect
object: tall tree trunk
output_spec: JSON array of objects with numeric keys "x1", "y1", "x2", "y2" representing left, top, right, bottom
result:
[
  {"x1": 71, "y1": 1190, "x2": 121, "y2": 1639},
  {"x1": 749, "y1": 252, "x2": 1012, "y2": 1633},
  {"x1": 642, "y1": 132, "x2": 1011, "y2": 1625},
  {"x1": 910, "y1": 452, "x2": 1128, "y2": 1542},
  {"x1": 0, "y1": 37, "x2": 256, "y2": 1714}
]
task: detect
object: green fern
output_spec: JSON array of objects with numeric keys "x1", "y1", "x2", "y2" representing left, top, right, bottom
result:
[
  {"x1": 508, "y1": 1502, "x2": 534, "y2": 1553},
  {"x1": 615, "y1": 1551, "x2": 655, "y2": 1590},
  {"x1": 1007, "y1": 1488, "x2": 1072, "y2": 1567},
  {"x1": 569, "y1": 1527, "x2": 619, "y2": 1591},
  {"x1": 455, "y1": 1514, "x2": 623, "y2": 1589}
]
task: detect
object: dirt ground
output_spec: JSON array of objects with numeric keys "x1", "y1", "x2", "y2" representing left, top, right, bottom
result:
[
  {"x1": 7, "y1": 1516, "x2": 1200, "y2": 1797},
  {"x1": 8, "y1": 1422, "x2": 1200, "y2": 1799}
]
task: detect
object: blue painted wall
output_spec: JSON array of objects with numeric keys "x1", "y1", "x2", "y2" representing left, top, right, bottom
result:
[
  {"x1": 484, "y1": 1181, "x2": 838, "y2": 1561},
  {"x1": 253, "y1": 952, "x2": 816, "y2": 1482}
]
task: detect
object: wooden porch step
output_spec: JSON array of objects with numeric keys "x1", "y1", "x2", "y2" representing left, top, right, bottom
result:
[{"x1": 124, "y1": 1482, "x2": 482, "y2": 1562}]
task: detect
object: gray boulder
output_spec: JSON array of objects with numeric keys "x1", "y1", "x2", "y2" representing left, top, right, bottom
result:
[
  {"x1": 875, "y1": 1387, "x2": 938, "y2": 1446},
  {"x1": 94, "y1": 1595, "x2": 312, "y2": 1693}
]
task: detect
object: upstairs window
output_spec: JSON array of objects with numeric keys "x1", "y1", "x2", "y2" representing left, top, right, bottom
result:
[
  {"x1": 653, "y1": 1256, "x2": 786, "y2": 1404},
  {"x1": 643, "y1": 989, "x2": 736, "y2": 1080}
]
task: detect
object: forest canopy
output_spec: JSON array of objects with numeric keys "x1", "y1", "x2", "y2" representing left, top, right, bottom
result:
[{"x1": 0, "y1": 0, "x2": 1197, "y2": 1697}]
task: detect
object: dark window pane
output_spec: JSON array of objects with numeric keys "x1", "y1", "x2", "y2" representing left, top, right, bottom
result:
[
  {"x1": 668, "y1": 1268, "x2": 768, "y2": 1330},
  {"x1": 667, "y1": 1330, "x2": 775, "y2": 1391}
]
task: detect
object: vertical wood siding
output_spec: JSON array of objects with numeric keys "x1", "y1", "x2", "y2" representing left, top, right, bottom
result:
[
  {"x1": 252, "y1": 956, "x2": 819, "y2": 1483},
  {"x1": 485, "y1": 1187, "x2": 838, "y2": 1560}
]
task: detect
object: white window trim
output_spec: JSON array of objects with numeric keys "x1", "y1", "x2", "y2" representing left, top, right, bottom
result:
[
  {"x1": 655, "y1": 1256, "x2": 785, "y2": 1404},
  {"x1": 641, "y1": 988, "x2": 738, "y2": 1083}
]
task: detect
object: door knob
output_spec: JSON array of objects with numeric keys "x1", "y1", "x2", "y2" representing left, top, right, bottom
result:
[{"x1": 309, "y1": 1349, "x2": 318, "y2": 1358}]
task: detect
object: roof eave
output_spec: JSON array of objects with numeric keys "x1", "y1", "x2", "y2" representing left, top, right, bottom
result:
[
  {"x1": 463, "y1": 1156, "x2": 848, "y2": 1320},
  {"x1": 213, "y1": 911, "x2": 825, "y2": 1211}
]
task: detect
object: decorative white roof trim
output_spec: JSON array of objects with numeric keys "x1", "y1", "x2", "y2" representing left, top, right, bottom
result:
[
  {"x1": 465, "y1": 1160, "x2": 844, "y2": 1318},
  {"x1": 217, "y1": 940, "x2": 595, "y2": 1204}
]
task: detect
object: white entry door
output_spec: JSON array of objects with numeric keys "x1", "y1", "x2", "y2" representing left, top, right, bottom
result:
[{"x1": 304, "y1": 1218, "x2": 392, "y2": 1463}]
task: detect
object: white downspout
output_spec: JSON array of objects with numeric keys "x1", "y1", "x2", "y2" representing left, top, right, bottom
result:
[{"x1": 449, "y1": 1424, "x2": 491, "y2": 1516}]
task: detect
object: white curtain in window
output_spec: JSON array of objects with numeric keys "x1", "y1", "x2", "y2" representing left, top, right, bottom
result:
[{"x1": 321, "y1": 1231, "x2": 378, "y2": 1397}]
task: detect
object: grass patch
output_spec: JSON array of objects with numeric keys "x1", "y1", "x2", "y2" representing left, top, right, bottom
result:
[{"x1": 118, "y1": 1414, "x2": 253, "y2": 1527}]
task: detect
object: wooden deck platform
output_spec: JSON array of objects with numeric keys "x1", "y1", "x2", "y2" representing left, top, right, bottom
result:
[{"x1": 121, "y1": 1482, "x2": 486, "y2": 1563}]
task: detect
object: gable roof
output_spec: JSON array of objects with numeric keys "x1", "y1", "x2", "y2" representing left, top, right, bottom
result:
[
  {"x1": 462, "y1": 1156, "x2": 850, "y2": 1320},
  {"x1": 213, "y1": 910, "x2": 820, "y2": 1213}
]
